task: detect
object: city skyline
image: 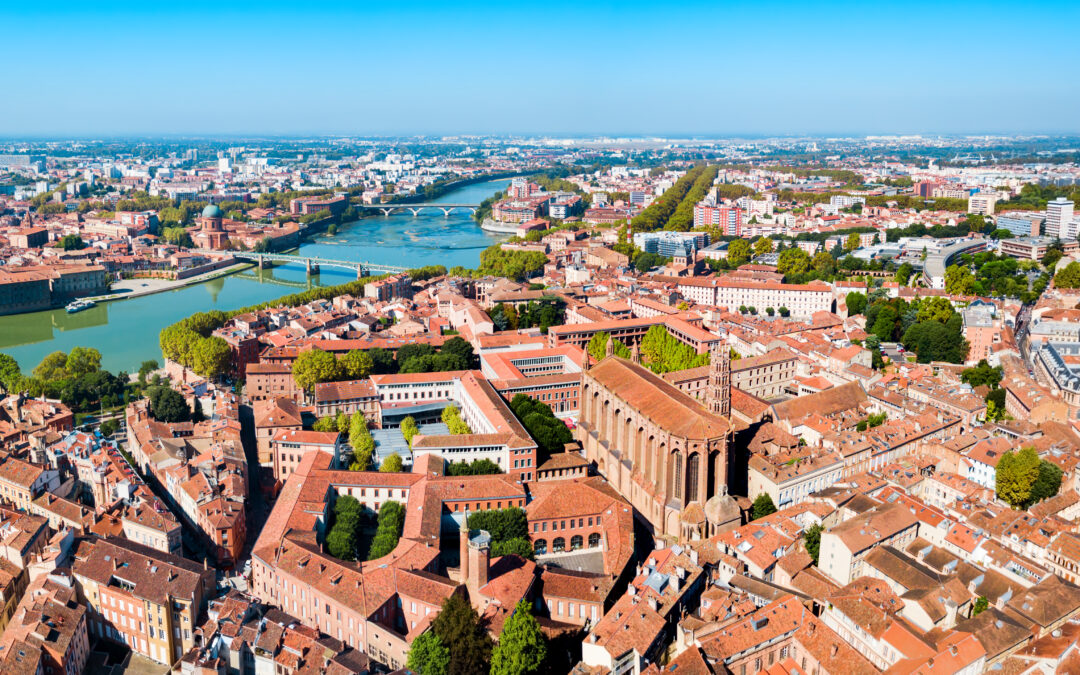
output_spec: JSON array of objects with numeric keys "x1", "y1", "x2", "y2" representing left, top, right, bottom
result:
[{"x1": 3, "y1": 0, "x2": 1079, "y2": 136}]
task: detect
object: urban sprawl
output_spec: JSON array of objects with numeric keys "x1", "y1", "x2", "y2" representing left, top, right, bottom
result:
[{"x1": 3, "y1": 136, "x2": 1080, "y2": 675}]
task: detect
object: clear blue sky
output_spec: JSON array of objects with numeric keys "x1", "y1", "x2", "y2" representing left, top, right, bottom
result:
[{"x1": 3, "y1": 1, "x2": 1078, "y2": 137}]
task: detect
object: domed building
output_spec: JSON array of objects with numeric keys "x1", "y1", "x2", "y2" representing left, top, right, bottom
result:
[{"x1": 193, "y1": 203, "x2": 229, "y2": 249}]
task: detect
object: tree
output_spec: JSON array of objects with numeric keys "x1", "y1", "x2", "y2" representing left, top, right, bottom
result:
[
  {"x1": 502, "y1": 303, "x2": 519, "y2": 330},
  {"x1": 0, "y1": 354, "x2": 21, "y2": 394},
  {"x1": 65, "y1": 347, "x2": 102, "y2": 377},
  {"x1": 587, "y1": 331, "x2": 610, "y2": 363},
  {"x1": 727, "y1": 238, "x2": 751, "y2": 266},
  {"x1": 408, "y1": 631, "x2": 450, "y2": 675},
  {"x1": 441, "y1": 337, "x2": 475, "y2": 369},
  {"x1": 751, "y1": 494, "x2": 777, "y2": 520},
  {"x1": 490, "y1": 601, "x2": 547, "y2": 675},
  {"x1": 803, "y1": 523, "x2": 823, "y2": 565},
  {"x1": 401, "y1": 416, "x2": 420, "y2": 447},
  {"x1": 972, "y1": 597, "x2": 989, "y2": 616},
  {"x1": 340, "y1": 350, "x2": 374, "y2": 379},
  {"x1": 902, "y1": 317, "x2": 969, "y2": 364},
  {"x1": 491, "y1": 537, "x2": 535, "y2": 559},
  {"x1": 996, "y1": 447, "x2": 1040, "y2": 508},
  {"x1": 1029, "y1": 460, "x2": 1063, "y2": 505},
  {"x1": 325, "y1": 522, "x2": 357, "y2": 560},
  {"x1": 844, "y1": 232, "x2": 861, "y2": 252},
  {"x1": 292, "y1": 348, "x2": 341, "y2": 394},
  {"x1": 845, "y1": 292, "x2": 867, "y2": 316},
  {"x1": 777, "y1": 248, "x2": 811, "y2": 277},
  {"x1": 33, "y1": 351, "x2": 70, "y2": 382},
  {"x1": 137, "y1": 359, "x2": 159, "y2": 384},
  {"x1": 381, "y1": 453, "x2": 404, "y2": 472},
  {"x1": 349, "y1": 412, "x2": 375, "y2": 470},
  {"x1": 916, "y1": 297, "x2": 954, "y2": 324},
  {"x1": 765, "y1": 307, "x2": 775, "y2": 316},
  {"x1": 366, "y1": 500, "x2": 405, "y2": 559},
  {"x1": 147, "y1": 386, "x2": 191, "y2": 423},
  {"x1": 962, "y1": 360, "x2": 1003, "y2": 388},
  {"x1": 895, "y1": 262, "x2": 914, "y2": 286},
  {"x1": 192, "y1": 336, "x2": 231, "y2": 379},
  {"x1": 431, "y1": 594, "x2": 493, "y2": 675},
  {"x1": 100, "y1": 418, "x2": 119, "y2": 437},
  {"x1": 442, "y1": 405, "x2": 472, "y2": 434},
  {"x1": 944, "y1": 264, "x2": 976, "y2": 295},
  {"x1": 1054, "y1": 261, "x2": 1080, "y2": 289},
  {"x1": 368, "y1": 347, "x2": 396, "y2": 374},
  {"x1": 871, "y1": 304, "x2": 900, "y2": 342},
  {"x1": 753, "y1": 237, "x2": 774, "y2": 256},
  {"x1": 778, "y1": 306, "x2": 789, "y2": 318},
  {"x1": 59, "y1": 234, "x2": 86, "y2": 251}
]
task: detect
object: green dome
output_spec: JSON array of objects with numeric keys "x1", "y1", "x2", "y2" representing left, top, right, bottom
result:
[{"x1": 202, "y1": 204, "x2": 223, "y2": 219}]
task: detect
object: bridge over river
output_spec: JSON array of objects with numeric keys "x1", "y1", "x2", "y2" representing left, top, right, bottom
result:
[
  {"x1": 231, "y1": 252, "x2": 409, "y2": 277},
  {"x1": 358, "y1": 202, "x2": 479, "y2": 217}
]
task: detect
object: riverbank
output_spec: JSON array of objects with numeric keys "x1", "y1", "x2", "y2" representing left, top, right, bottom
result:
[
  {"x1": 0, "y1": 178, "x2": 512, "y2": 373},
  {"x1": 85, "y1": 262, "x2": 255, "y2": 305},
  {"x1": 480, "y1": 217, "x2": 520, "y2": 234}
]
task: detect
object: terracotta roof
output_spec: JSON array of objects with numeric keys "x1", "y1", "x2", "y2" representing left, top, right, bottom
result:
[{"x1": 588, "y1": 357, "x2": 730, "y2": 439}]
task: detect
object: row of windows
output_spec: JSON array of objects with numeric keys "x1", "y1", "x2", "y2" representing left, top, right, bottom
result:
[
  {"x1": 533, "y1": 533, "x2": 601, "y2": 554},
  {"x1": 532, "y1": 516, "x2": 601, "y2": 532}
]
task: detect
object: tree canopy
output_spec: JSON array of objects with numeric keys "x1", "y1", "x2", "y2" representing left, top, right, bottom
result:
[
  {"x1": 751, "y1": 494, "x2": 777, "y2": 520},
  {"x1": 490, "y1": 601, "x2": 547, "y2": 675},
  {"x1": 431, "y1": 594, "x2": 493, "y2": 675}
]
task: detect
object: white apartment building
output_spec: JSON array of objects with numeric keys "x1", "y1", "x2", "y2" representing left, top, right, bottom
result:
[
  {"x1": 675, "y1": 279, "x2": 833, "y2": 318},
  {"x1": 1046, "y1": 198, "x2": 1076, "y2": 239}
]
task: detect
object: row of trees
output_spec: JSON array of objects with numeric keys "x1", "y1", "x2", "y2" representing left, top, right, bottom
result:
[
  {"x1": 325, "y1": 495, "x2": 367, "y2": 561},
  {"x1": 366, "y1": 500, "x2": 406, "y2": 559},
  {"x1": 666, "y1": 165, "x2": 720, "y2": 231},
  {"x1": 629, "y1": 164, "x2": 709, "y2": 233},
  {"x1": 158, "y1": 277, "x2": 388, "y2": 378},
  {"x1": 446, "y1": 458, "x2": 503, "y2": 476}
]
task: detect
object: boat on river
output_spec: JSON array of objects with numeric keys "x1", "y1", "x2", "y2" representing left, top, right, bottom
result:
[{"x1": 65, "y1": 299, "x2": 97, "y2": 313}]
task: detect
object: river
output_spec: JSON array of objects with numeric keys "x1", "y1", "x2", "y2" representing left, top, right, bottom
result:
[{"x1": 0, "y1": 178, "x2": 510, "y2": 374}]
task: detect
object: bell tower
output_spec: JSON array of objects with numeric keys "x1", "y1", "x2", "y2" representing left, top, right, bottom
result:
[{"x1": 707, "y1": 342, "x2": 730, "y2": 418}]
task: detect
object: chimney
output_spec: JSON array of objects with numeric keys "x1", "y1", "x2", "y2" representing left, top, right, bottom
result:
[
  {"x1": 459, "y1": 510, "x2": 470, "y2": 584},
  {"x1": 467, "y1": 530, "x2": 491, "y2": 597}
]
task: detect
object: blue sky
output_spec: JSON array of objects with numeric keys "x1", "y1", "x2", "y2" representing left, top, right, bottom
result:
[{"x1": 2, "y1": 1, "x2": 1078, "y2": 136}]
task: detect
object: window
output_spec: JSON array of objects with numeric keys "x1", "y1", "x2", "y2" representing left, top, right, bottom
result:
[
  {"x1": 534, "y1": 539, "x2": 547, "y2": 555},
  {"x1": 553, "y1": 537, "x2": 565, "y2": 553},
  {"x1": 588, "y1": 532, "x2": 601, "y2": 548},
  {"x1": 571, "y1": 535, "x2": 583, "y2": 550}
]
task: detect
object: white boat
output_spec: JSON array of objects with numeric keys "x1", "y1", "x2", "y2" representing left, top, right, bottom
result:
[{"x1": 65, "y1": 299, "x2": 96, "y2": 313}]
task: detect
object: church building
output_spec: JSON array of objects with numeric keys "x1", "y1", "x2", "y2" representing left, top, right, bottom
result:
[{"x1": 577, "y1": 343, "x2": 739, "y2": 541}]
